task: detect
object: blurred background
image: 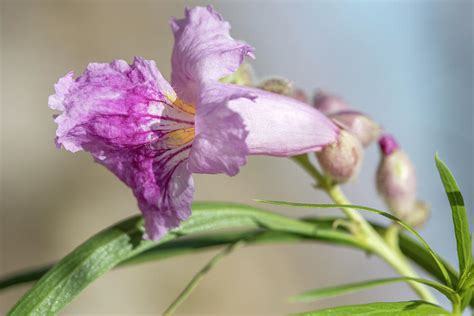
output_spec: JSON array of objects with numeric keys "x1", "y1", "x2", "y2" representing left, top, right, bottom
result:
[{"x1": 1, "y1": 0, "x2": 472, "y2": 314}]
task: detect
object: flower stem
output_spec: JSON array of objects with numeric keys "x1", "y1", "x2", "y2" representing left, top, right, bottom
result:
[
  {"x1": 384, "y1": 224, "x2": 401, "y2": 250},
  {"x1": 452, "y1": 299, "x2": 461, "y2": 315},
  {"x1": 292, "y1": 155, "x2": 438, "y2": 304},
  {"x1": 163, "y1": 241, "x2": 244, "y2": 316}
]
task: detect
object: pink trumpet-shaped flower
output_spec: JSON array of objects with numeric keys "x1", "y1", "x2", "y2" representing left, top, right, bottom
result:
[{"x1": 48, "y1": 6, "x2": 338, "y2": 240}]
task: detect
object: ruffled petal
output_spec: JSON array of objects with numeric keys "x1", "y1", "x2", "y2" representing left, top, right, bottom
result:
[
  {"x1": 48, "y1": 57, "x2": 195, "y2": 239},
  {"x1": 48, "y1": 72, "x2": 74, "y2": 111},
  {"x1": 188, "y1": 82, "x2": 254, "y2": 176},
  {"x1": 170, "y1": 5, "x2": 254, "y2": 103},
  {"x1": 97, "y1": 145, "x2": 194, "y2": 240},
  {"x1": 49, "y1": 57, "x2": 193, "y2": 153},
  {"x1": 143, "y1": 147, "x2": 194, "y2": 240},
  {"x1": 189, "y1": 83, "x2": 338, "y2": 175}
]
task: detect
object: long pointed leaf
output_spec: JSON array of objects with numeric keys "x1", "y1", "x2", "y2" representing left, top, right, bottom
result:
[
  {"x1": 7, "y1": 216, "x2": 156, "y2": 315},
  {"x1": 291, "y1": 277, "x2": 455, "y2": 303},
  {"x1": 0, "y1": 230, "x2": 297, "y2": 291},
  {"x1": 163, "y1": 241, "x2": 244, "y2": 316},
  {"x1": 435, "y1": 154, "x2": 472, "y2": 275},
  {"x1": 293, "y1": 301, "x2": 449, "y2": 315}
]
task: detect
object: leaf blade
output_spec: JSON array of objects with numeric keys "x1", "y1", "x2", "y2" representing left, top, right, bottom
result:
[
  {"x1": 435, "y1": 154, "x2": 472, "y2": 275},
  {"x1": 0, "y1": 219, "x2": 359, "y2": 292},
  {"x1": 293, "y1": 301, "x2": 450, "y2": 315},
  {"x1": 291, "y1": 277, "x2": 455, "y2": 303},
  {"x1": 7, "y1": 216, "x2": 158, "y2": 316}
]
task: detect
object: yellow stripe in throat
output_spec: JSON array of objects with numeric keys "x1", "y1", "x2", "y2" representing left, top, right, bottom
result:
[
  {"x1": 163, "y1": 127, "x2": 195, "y2": 148},
  {"x1": 166, "y1": 93, "x2": 196, "y2": 115}
]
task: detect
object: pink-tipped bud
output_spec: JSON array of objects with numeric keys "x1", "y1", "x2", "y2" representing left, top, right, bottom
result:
[
  {"x1": 317, "y1": 130, "x2": 364, "y2": 183},
  {"x1": 329, "y1": 111, "x2": 382, "y2": 147},
  {"x1": 376, "y1": 135, "x2": 416, "y2": 218},
  {"x1": 313, "y1": 92, "x2": 349, "y2": 115}
]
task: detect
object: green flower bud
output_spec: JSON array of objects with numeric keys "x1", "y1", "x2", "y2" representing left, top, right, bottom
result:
[
  {"x1": 257, "y1": 78, "x2": 293, "y2": 96},
  {"x1": 317, "y1": 130, "x2": 364, "y2": 183},
  {"x1": 220, "y1": 63, "x2": 254, "y2": 86}
]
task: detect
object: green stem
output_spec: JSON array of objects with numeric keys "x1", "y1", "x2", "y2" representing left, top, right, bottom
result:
[
  {"x1": 329, "y1": 186, "x2": 437, "y2": 304},
  {"x1": 163, "y1": 241, "x2": 244, "y2": 316},
  {"x1": 385, "y1": 224, "x2": 401, "y2": 250},
  {"x1": 452, "y1": 301, "x2": 461, "y2": 315},
  {"x1": 292, "y1": 155, "x2": 438, "y2": 304}
]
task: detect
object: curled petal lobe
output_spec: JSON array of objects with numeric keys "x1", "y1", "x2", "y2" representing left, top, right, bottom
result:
[
  {"x1": 188, "y1": 82, "x2": 254, "y2": 176},
  {"x1": 48, "y1": 57, "x2": 195, "y2": 240},
  {"x1": 170, "y1": 5, "x2": 254, "y2": 103}
]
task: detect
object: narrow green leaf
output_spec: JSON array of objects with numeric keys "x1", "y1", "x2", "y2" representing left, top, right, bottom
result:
[
  {"x1": 163, "y1": 241, "x2": 244, "y2": 316},
  {"x1": 0, "y1": 230, "x2": 288, "y2": 291},
  {"x1": 435, "y1": 154, "x2": 472, "y2": 275},
  {"x1": 0, "y1": 219, "x2": 358, "y2": 292},
  {"x1": 460, "y1": 287, "x2": 473, "y2": 310},
  {"x1": 0, "y1": 265, "x2": 52, "y2": 291},
  {"x1": 7, "y1": 216, "x2": 158, "y2": 316},
  {"x1": 293, "y1": 301, "x2": 450, "y2": 315},
  {"x1": 7, "y1": 203, "x2": 358, "y2": 315},
  {"x1": 258, "y1": 199, "x2": 453, "y2": 287},
  {"x1": 291, "y1": 277, "x2": 455, "y2": 303}
]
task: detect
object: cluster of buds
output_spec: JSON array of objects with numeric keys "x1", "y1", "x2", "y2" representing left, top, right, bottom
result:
[
  {"x1": 376, "y1": 135, "x2": 429, "y2": 226},
  {"x1": 314, "y1": 92, "x2": 381, "y2": 183},
  {"x1": 254, "y1": 76, "x2": 428, "y2": 226},
  {"x1": 314, "y1": 92, "x2": 382, "y2": 147},
  {"x1": 310, "y1": 92, "x2": 427, "y2": 225},
  {"x1": 249, "y1": 74, "x2": 427, "y2": 226}
]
